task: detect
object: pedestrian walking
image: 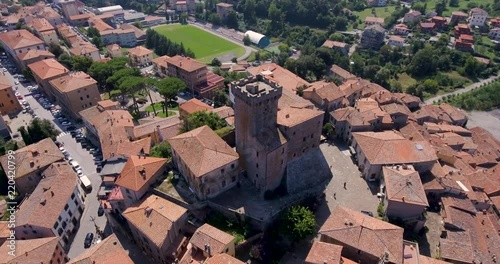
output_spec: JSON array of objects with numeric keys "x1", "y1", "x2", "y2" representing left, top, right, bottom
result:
[
  {"x1": 343, "y1": 182, "x2": 346, "y2": 189},
  {"x1": 334, "y1": 193, "x2": 336, "y2": 199}
]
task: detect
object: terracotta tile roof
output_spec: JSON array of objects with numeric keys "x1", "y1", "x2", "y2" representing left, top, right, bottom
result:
[
  {"x1": 369, "y1": 90, "x2": 400, "y2": 105},
  {"x1": 365, "y1": 16, "x2": 384, "y2": 24},
  {"x1": 308, "y1": 81, "x2": 345, "y2": 102},
  {"x1": 439, "y1": 103, "x2": 467, "y2": 123},
  {"x1": 352, "y1": 131, "x2": 438, "y2": 165},
  {"x1": 0, "y1": 30, "x2": 44, "y2": 50},
  {"x1": 153, "y1": 55, "x2": 206, "y2": 72},
  {"x1": 134, "y1": 116, "x2": 181, "y2": 139},
  {"x1": 115, "y1": 155, "x2": 167, "y2": 192},
  {"x1": 412, "y1": 105, "x2": 453, "y2": 124},
  {"x1": 339, "y1": 78, "x2": 382, "y2": 99},
  {"x1": 29, "y1": 17, "x2": 54, "y2": 32},
  {"x1": 0, "y1": 221, "x2": 9, "y2": 240},
  {"x1": 67, "y1": 234, "x2": 134, "y2": 264},
  {"x1": 305, "y1": 241, "x2": 343, "y2": 264},
  {"x1": 168, "y1": 126, "x2": 239, "y2": 177},
  {"x1": 128, "y1": 46, "x2": 153, "y2": 57},
  {"x1": 277, "y1": 107, "x2": 323, "y2": 127},
  {"x1": 423, "y1": 122, "x2": 471, "y2": 136},
  {"x1": 205, "y1": 253, "x2": 244, "y2": 264},
  {"x1": 119, "y1": 23, "x2": 146, "y2": 39},
  {"x1": 0, "y1": 237, "x2": 60, "y2": 264},
  {"x1": 0, "y1": 75, "x2": 12, "y2": 90},
  {"x1": 122, "y1": 194, "x2": 187, "y2": 248},
  {"x1": 179, "y1": 98, "x2": 213, "y2": 115},
  {"x1": 49, "y1": 71, "x2": 97, "y2": 93},
  {"x1": 452, "y1": 11, "x2": 468, "y2": 17},
  {"x1": 278, "y1": 89, "x2": 315, "y2": 110},
  {"x1": 322, "y1": 40, "x2": 348, "y2": 49},
  {"x1": 392, "y1": 93, "x2": 422, "y2": 105},
  {"x1": 28, "y1": 59, "x2": 69, "y2": 80},
  {"x1": 389, "y1": 35, "x2": 405, "y2": 42},
  {"x1": 439, "y1": 238, "x2": 474, "y2": 264},
  {"x1": 114, "y1": 136, "x2": 151, "y2": 160},
  {"x1": 247, "y1": 63, "x2": 310, "y2": 93},
  {"x1": 418, "y1": 254, "x2": 452, "y2": 264},
  {"x1": 406, "y1": 11, "x2": 421, "y2": 17},
  {"x1": 69, "y1": 13, "x2": 93, "y2": 21},
  {"x1": 382, "y1": 166, "x2": 428, "y2": 206},
  {"x1": 189, "y1": 224, "x2": 235, "y2": 256},
  {"x1": 16, "y1": 162, "x2": 78, "y2": 229},
  {"x1": 380, "y1": 103, "x2": 411, "y2": 116},
  {"x1": 69, "y1": 45, "x2": 99, "y2": 56},
  {"x1": 100, "y1": 28, "x2": 135, "y2": 36},
  {"x1": 420, "y1": 22, "x2": 435, "y2": 29},
  {"x1": 17, "y1": 49, "x2": 54, "y2": 61},
  {"x1": 89, "y1": 17, "x2": 113, "y2": 32},
  {"x1": 210, "y1": 106, "x2": 234, "y2": 121},
  {"x1": 329, "y1": 65, "x2": 357, "y2": 80},
  {"x1": 97, "y1": 100, "x2": 119, "y2": 109},
  {"x1": 107, "y1": 44, "x2": 121, "y2": 51},
  {"x1": 319, "y1": 206, "x2": 404, "y2": 264},
  {"x1": 0, "y1": 138, "x2": 64, "y2": 179},
  {"x1": 157, "y1": 117, "x2": 182, "y2": 140}
]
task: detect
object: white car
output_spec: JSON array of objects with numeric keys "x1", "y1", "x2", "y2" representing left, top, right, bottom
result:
[
  {"x1": 77, "y1": 171, "x2": 84, "y2": 177},
  {"x1": 66, "y1": 156, "x2": 73, "y2": 162},
  {"x1": 14, "y1": 81, "x2": 19, "y2": 85}
]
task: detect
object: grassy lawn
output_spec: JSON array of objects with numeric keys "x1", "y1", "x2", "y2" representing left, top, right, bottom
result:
[
  {"x1": 144, "y1": 102, "x2": 176, "y2": 117},
  {"x1": 476, "y1": 36, "x2": 497, "y2": 60},
  {"x1": 352, "y1": 6, "x2": 397, "y2": 29},
  {"x1": 395, "y1": 72, "x2": 417, "y2": 91},
  {"x1": 425, "y1": 0, "x2": 494, "y2": 16},
  {"x1": 443, "y1": 71, "x2": 472, "y2": 86},
  {"x1": 153, "y1": 24, "x2": 246, "y2": 63}
]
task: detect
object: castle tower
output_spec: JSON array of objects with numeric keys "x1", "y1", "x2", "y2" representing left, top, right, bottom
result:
[{"x1": 231, "y1": 75, "x2": 288, "y2": 193}]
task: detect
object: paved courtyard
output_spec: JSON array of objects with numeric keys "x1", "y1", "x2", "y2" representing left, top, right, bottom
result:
[
  {"x1": 315, "y1": 141, "x2": 381, "y2": 226},
  {"x1": 466, "y1": 110, "x2": 500, "y2": 140}
]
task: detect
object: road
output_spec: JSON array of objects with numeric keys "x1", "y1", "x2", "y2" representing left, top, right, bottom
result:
[
  {"x1": 187, "y1": 22, "x2": 257, "y2": 62},
  {"x1": 6, "y1": 67, "x2": 108, "y2": 258},
  {"x1": 424, "y1": 74, "x2": 500, "y2": 104}
]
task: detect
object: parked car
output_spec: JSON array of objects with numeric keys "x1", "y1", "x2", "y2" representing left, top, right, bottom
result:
[
  {"x1": 77, "y1": 171, "x2": 84, "y2": 177},
  {"x1": 97, "y1": 206, "x2": 104, "y2": 216},
  {"x1": 361, "y1": 210, "x2": 374, "y2": 217},
  {"x1": 61, "y1": 121, "x2": 72, "y2": 126},
  {"x1": 84, "y1": 233, "x2": 94, "y2": 248}
]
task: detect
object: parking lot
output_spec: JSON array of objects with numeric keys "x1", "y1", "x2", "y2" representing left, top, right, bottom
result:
[{"x1": 1, "y1": 53, "x2": 110, "y2": 256}]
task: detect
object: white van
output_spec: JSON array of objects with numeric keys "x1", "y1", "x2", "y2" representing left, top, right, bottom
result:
[{"x1": 80, "y1": 176, "x2": 92, "y2": 193}]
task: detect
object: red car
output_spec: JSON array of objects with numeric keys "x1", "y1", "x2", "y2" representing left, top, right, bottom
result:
[{"x1": 17, "y1": 95, "x2": 23, "y2": 99}]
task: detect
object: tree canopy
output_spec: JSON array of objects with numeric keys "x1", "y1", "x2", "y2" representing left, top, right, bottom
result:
[
  {"x1": 150, "y1": 141, "x2": 172, "y2": 159},
  {"x1": 19, "y1": 119, "x2": 60, "y2": 145},
  {"x1": 145, "y1": 29, "x2": 195, "y2": 58},
  {"x1": 280, "y1": 205, "x2": 316, "y2": 241},
  {"x1": 180, "y1": 111, "x2": 227, "y2": 133}
]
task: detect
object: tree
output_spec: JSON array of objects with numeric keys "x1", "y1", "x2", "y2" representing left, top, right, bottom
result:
[
  {"x1": 72, "y1": 56, "x2": 94, "y2": 72},
  {"x1": 87, "y1": 27, "x2": 100, "y2": 38},
  {"x1": 0, "y1": 139, "x2": 17, "y2": 156},
  {"x1": 157, "y1": 78, "x2": 187, "y2": 114},
  {"x1": 243, "y1": 0, "x2": 257, "y2": 24},
  {"x1": 25, "y1": 119, "x2": 60, "y2": 143},
  {"x1": 211, "y1": 58, "x2": 222, "y2": 67},
  {"x1": 150, "y1": 141, "x2": 172, "y2": 159},
  {"x1": 107, "y1": 68, "x2": 142, "y2": 91},
  {"x1": 278, "y1": 43, "x2": 290, "y2": 54},
  {"x1": 57, "y1": 53, "x2": 74, "y2": 70},
  {"x1": 435, "y1": 0, "x2": 446, "y2": 16},
  {"x1": 280, "y1": 205, "x2": 316, "y2": 241},
  {"x1": 208, "y1": 13, "x2": 222, "y2": 25},
  {"x1": 462, "y1": 56, "x2": 481, "y2": 77},
  {"x1": 91, "y1": 36, "x2": 103, "y2": 49},
  {"x1": 243, "y1": 35, "x2": 252, "y2": 46},
  {"x1": 22, "y1": 67, "x2": 34, "y2": 81},
  {"x1": 18, "y1": 126, "x2": 33, "y2": 145},
  {"x1": 449, "y1": 0, "x2": 459, "y2": 7},
  {"x1": 180, "y1": 111, "x2": 226, "y2": 133},
  {"x1": 225, "y1": 11, "x2": 239, "y2": 29},
  {"x1": 213, "y1": 89, "x2": 230, "y2": 106},
  {"x1": 48, "y1": 43, "x2": 64, "y2": 57},
  {"x1": 133, "y1": 21, "x2": 142, "y2": 29},
  {"x1": 119, "y1": 76, "x2": 146, "y2": 114}
]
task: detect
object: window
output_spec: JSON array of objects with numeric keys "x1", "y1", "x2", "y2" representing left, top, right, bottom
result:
[
  {"x1": 255, "y1": 174, "x2": 258, "y2": 178},
  {"x1": 232, "y1": 176, "x2": 236, "y2": 182},
  {"x1": 53, "y1": 222, "x2": 59, "y2": 229},
  {"x1": 221, "y1": 168, "x2": 225, "y2": 174},
  {"x1": 68, "y1": 211, "x2": 72, "y2": 217},
  {"x1": 32, "y1": 230, "x2": 37, "y2": 234},
  {"x1": 58, "y1": 216, "x2": 62, "y2": 222},
  {"x1": 71, "y1": 193, "x2": 75, "y2": 199},
  {"x1": 10, "y1": 100, "x2": 14, "y2": 104},
  {"x1": 231, "y1": 164, "x2": 235, "y2": 169},
  {"x1": 303, "y1": 137, "x2": 306, "y2": 142},
  {"x1": 57, "y1": 228, "x2": 63, "y2": 236},
  {"x1": 62, "y1": 221, "x2": 67, "y2": 229},
  {"x1": 207, "y1": 188, "x2": 210, "y2": 194},
  {"x1": 256, "y1": 151, "x2": 259, "y2": 157},
  {"x1": 256, "y1": 163, "x2": 258, "y2": 168},
  {"x1": 64, "y1": 204, "x2": 69, "y2": 211},
  {"x1": 86, "y1": 95, "x2": 89, "y2": 98},
  {"x1": 80, "y1": 97, "x2": 83, "y2": 101}
]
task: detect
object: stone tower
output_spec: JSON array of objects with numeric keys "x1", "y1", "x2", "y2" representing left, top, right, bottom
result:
[{"x1": 231, "y1": 75, "x2": 288, "y2": 193}]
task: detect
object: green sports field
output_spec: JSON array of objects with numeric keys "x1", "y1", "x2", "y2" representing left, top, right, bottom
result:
[{"x1": 153, "y1": 24, "x2": 245, "y2": 63}]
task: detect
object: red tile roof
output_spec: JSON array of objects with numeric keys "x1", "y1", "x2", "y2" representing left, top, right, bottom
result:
[
  {"x1": 189, "y1": 224, "x2": 235, "y2": 256},
  {"x1": 115, "y1": 155, "x2": 167, "y2": 192},
  {"x1": 0, "y1": 30, "x2": 44, "y2": 50},
  {"x1": 0, "y1": 237, "x2": 60, "y2": 264},
  {"x1": 319, "y1": 206, "x2": 404, "y2": 264},
  {"x1": 28, "y1": 59, "x2": 69, "y2": 80},
  {"x1": 383, "y1": 166, "x2": 428, "y2": 206},
  {"x1": 168, "y1": 126, "x2": 239, "y2": 177},
  {"x1": 179, "y1": 98, "x2": 213, "y2": 115},
  {"x1": 67, "y1": 234, "x2": 134, "y2": 264},
  {"x1": 305, "y1": 241, "x2": 343, "y2": 264}
]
